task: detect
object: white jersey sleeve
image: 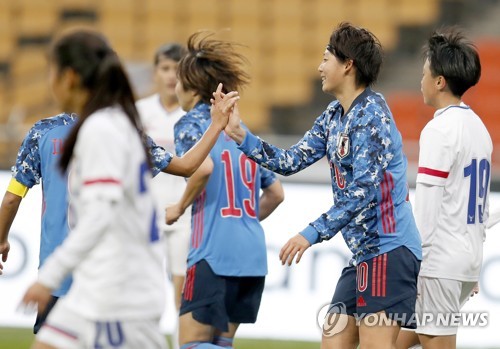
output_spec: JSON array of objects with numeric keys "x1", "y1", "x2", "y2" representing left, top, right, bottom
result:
[
  {"x1": 417, "y1": 125, "x2": 454, "y2": 187},
  {"x1": 37, "y1": 199, "x2": 116, "y2": 290}
]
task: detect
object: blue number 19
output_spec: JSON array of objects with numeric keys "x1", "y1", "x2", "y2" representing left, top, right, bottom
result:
[{"x1": 464, "y1": 158, "x2": 490, "y2": 224}]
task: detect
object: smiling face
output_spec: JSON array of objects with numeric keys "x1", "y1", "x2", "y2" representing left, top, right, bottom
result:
[{"x1": 318, "y1": 49, "x2": 347, "y2": 96}]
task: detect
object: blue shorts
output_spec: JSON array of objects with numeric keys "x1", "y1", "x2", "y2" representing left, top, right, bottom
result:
[
  {"x1": 329, "y1": 246, "x2": 420, "y2": 329},
  {"x1": 179, "y1": 259, "x2": 265, "y2": 332}
]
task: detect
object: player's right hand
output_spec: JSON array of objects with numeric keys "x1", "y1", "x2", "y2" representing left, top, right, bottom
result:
[
  {"x1": 20, "y1": 282, "x2": 52, "y2": 315},
  {"x1": 279, "y1": 233, "x2": 311, "y2": 266},
  {"x1": 165, "y1": 203, "x2": 184, "y2": 225}
]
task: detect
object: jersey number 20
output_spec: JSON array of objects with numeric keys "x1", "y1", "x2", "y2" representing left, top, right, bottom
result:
[
  {"x1": 220, "y1": 150, "x2": 257, "y2": 218},
  {"x1": 464, "y1": 158, "x2": 490, "y2": 224}
]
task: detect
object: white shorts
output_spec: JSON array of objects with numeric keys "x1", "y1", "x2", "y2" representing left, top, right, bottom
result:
[
  {"x1": 415, "y1": 276, "x2": 476, "y2": 336},
  {"x1": 37, "y1": 301, "x2": 167, "y2": 349},
  {"x1": 164, "y1": 224, "x2": 190, "y2": 276}
]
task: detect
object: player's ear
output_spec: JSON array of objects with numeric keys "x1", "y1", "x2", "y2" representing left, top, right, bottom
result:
[
  {"x1": 344, "y1": 59, "x2": 354, "y2": 72},
  {"x1": 436, "y1": 75, "x2": 447, "y2": 91},
  {"x1": 61, "y1": 68, "x2": 82, "y2": 91}
]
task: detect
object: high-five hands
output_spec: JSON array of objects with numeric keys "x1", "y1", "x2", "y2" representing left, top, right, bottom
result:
[
  {"x1": 210, "y1": 83, "x2": 239, "y2": 131},
  {"x1": 211, "y1": 84, "x2": 246, "y2": 144}
]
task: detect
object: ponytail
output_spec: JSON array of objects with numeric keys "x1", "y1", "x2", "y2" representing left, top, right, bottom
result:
[{"x1": 52, "y1": 30, "x2": 149, "y2": 172}]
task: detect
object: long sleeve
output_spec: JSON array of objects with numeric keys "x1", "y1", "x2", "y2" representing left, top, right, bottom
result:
[
  {"x1": 301, "y1": 111, "x2": 394, "y2": 245},
  {"x1": 415, "y1": 182, "x2": 444, "y2": 246},
  {"x1": 37, "y1": 198, "x2": 115, "y2": 289},
  {"x1": 238, "y1": 113, "x2": 329, "y2": 176}
]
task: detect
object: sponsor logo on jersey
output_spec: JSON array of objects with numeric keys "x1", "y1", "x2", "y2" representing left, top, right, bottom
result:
[{"x1": 333, "y1": 163, "x2": 346, "y2": 189}]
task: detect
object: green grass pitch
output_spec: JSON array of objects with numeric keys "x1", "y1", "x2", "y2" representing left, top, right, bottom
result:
[{"x1": 0, "y1": 327, "x2": 320, "y2": 349}]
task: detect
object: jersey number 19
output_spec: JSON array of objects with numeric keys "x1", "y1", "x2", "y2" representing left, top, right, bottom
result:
[
  {"x1": 464, "y1": 158, "x2": 490, "y2": 224},
  {"x1": 220, "y1": 150, "x2": 257, "y2": 218}
]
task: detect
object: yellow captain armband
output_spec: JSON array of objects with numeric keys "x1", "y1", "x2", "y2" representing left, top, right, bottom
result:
[{"x1": 7, "y1": 178, "x2": 29, "y2": 198}]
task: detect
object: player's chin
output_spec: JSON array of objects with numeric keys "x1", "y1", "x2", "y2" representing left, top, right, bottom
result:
[{"x1": 321, "y1": 83, "x2": 333, "y2": 95}]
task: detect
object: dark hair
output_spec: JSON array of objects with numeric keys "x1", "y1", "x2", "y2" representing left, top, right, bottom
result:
[
  {"x1": 154, "y1": 43, "x2": 187, "y2": 65},
  {"x1": 424, "y1": 27, "x2": 481, "y2": 97},
  {"x1": 177, "y1": 31, "x2": 250, "y2": 104},
  {"x1": 53, "y1": 29, "x2": 148, "y2": 172},
  {"x1": 327, "y1": 22, "x2": 383, "y2": 87}
]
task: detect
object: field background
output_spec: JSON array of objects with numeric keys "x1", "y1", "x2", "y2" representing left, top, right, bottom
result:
[
  {"x1": 1, "y1": 328, "x2": 498, "y2": 349},
  {"x1": 0, "y1": 328, "x2": 320, "y2": 349}
]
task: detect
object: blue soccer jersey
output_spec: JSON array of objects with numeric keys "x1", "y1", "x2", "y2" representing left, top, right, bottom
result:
[
  {"x1": 175, "y1": 102, "x2": 277, "y2": 277},
  {"x1": 238, "y1": 88, "x2": 422, "y2": 265},
  {"x1": 13, "y1": 113, "x2": 76, "y2": 297},
  {"x1": 12, "y1": 113, "x2": 173, "y2": 297}
]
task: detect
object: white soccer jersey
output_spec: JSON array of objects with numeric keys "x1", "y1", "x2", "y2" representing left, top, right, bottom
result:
[
  {"x1": 136, "y1": 94, "x2": 190, "y2": 231},
  {"x1": 38, "y1": 107, "x2": 165, "y2": 320},
  {"x1": 416, "y1": 103, "x2": 492, "y2": 281}
]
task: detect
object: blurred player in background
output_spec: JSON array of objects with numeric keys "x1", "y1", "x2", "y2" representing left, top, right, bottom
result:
[
  {"x1": 222, "y1": 22, "x2": 422, "y2": 349},
  {"x1": 396, "y1": 28, "x2": 491, "y2": 349},
  {"x1": 166, "y1": 32, "x2": 284, "y2": 349},
  {"x1": 136, "y1": 43, "x2": 190, "y2": 349},
  {"x1": 7, "y1": 28, "x2": 238, "y2": 346}
]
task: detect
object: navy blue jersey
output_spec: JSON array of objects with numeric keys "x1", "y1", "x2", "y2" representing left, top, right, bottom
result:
[
  {"x1": 238, "y1": 89, "x2": 422, "y2": 264},
  {"x1": 175, "y1": 102, "x2": 277, "y2": 276}
]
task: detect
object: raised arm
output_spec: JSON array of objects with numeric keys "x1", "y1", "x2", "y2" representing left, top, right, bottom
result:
[
  {"x1": 224, "y1": 104, "x2": 329, "y2": 176},
  {"x1": 165, "y1": 84, "x2": 239, "y2": 177}
]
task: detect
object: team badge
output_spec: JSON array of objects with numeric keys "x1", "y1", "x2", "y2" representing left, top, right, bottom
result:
[{"x1": 336, "y1": 132, "x2": 350, "y2": 159}]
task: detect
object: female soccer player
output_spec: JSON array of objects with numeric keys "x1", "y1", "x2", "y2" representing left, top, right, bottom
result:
[
  {"x1": 19, "y1": 29, "x2": 238, "y2": 349},
  {"x1": 222, "y1": 22, "x2": 422, "y2": 349},
  {"x1": 165, "y1": 32, "x2": 284, "y2": 349},
  {"x1": 397, "y1": 27, "x2": 491, "y2": 349}
]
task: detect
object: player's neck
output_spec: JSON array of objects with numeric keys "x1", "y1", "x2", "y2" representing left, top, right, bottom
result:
[
  {"x1": 336, "y1": 84, "x2": 366, "y2": 116},
  {"x1": 434, "y1": 94, "x2": 462, "y2": 110},
  {"x1": 160, "y1": 94, "x2": 180, "y2": 113}
]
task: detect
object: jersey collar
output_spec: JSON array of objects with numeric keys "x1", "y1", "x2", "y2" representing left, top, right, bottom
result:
[{"x1": 434, "y1": 101, "x2": 470, "y2": 118}]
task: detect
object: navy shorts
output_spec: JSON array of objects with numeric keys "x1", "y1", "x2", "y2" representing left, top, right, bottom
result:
[
  {"x1": 180, "y1": 259, "x2": 265, "y2": 332},
  {"x1": 329, "y1": 246, "x2": 420, "y2": 329}
]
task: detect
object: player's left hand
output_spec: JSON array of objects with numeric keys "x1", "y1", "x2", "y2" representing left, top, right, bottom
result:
[
  {"x1": 165, "y1": 204, "x2": 184, "y2": 225},
  {"x1": 20, "y1": 282, "x2": 52, "y2": 315},
  {"x1": 279, "y1": 234, "x2": 311, "y2": 266}
]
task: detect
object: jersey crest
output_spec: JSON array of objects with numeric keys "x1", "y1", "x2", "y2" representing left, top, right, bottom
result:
[{"x1": 336, "y1": 132, "x2": 350, "y2": 159}]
